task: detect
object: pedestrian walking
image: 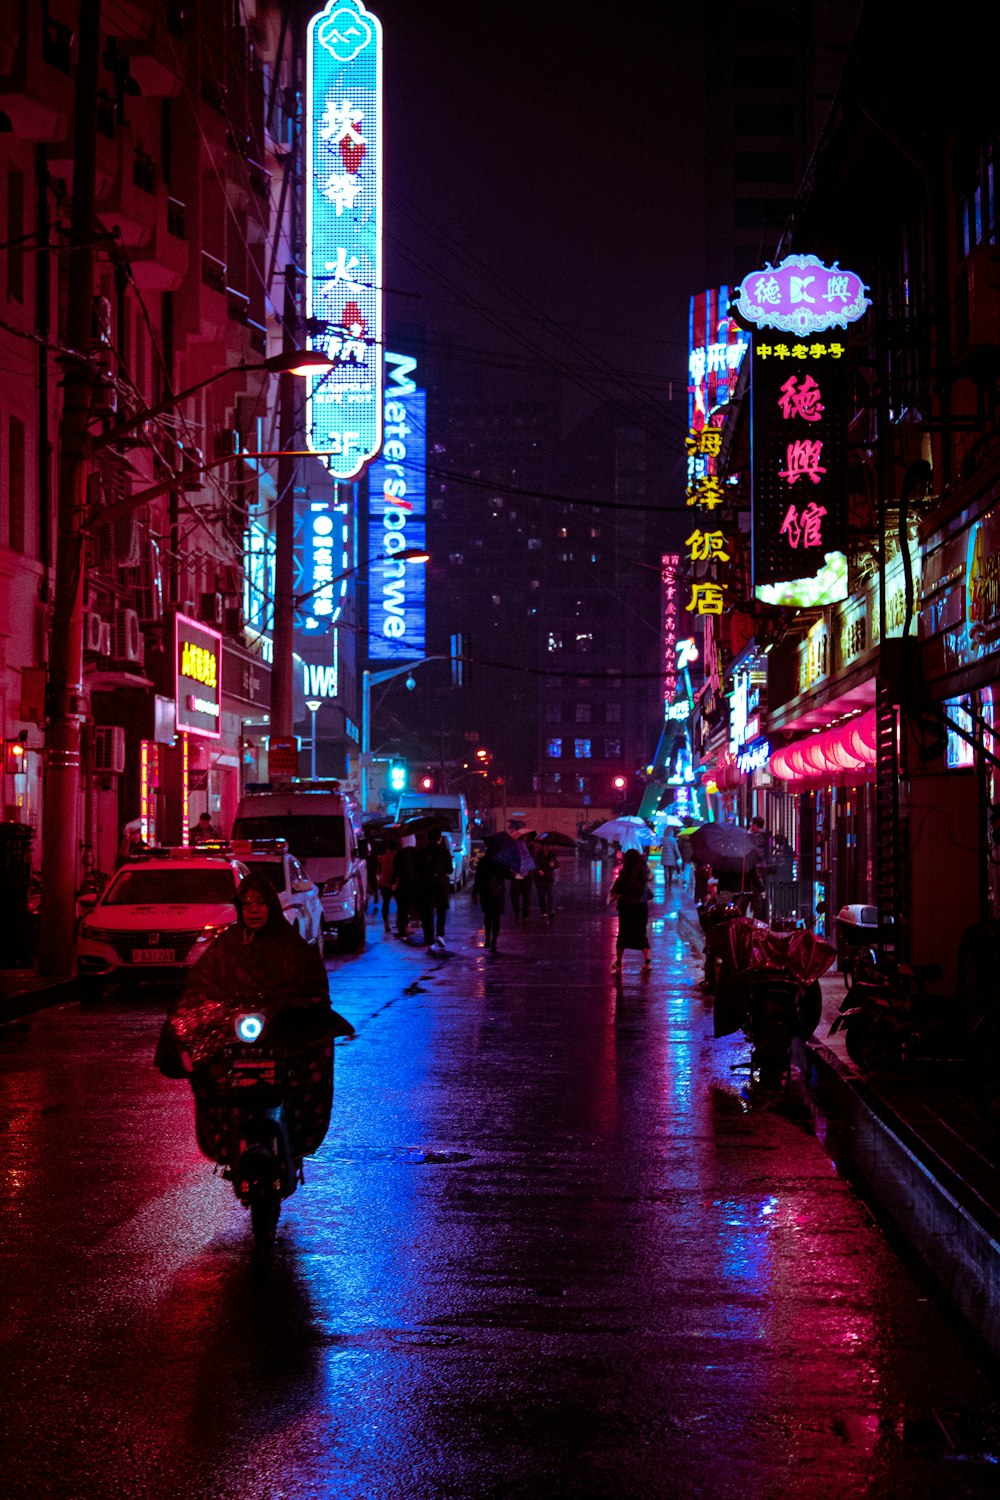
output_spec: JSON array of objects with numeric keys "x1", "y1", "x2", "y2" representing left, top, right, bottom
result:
[
  {"x1": 472, "y1": 851, "x2": 508, "y2": 953},
  {"x1": 533, "y1": 841, "x2": 558, "y2": 919},
  {"x1": 393, "y1": 834, "x2": 419, "y2": 939},
  {"x1": 510, "y1": 867, "x2": 533, "y2": 920},
  {"x1": 660, "y1": 827, "x2": 681, "y2": 888},
  {"x1": 608, "y1": 848, "x2": 653, "y2": 973},
  {"x1": 377, "y1": 842, "x2": 397, "y2": 933},
  {"x1": 415, "y1": 827, "x2": 453, "y2": 951}
]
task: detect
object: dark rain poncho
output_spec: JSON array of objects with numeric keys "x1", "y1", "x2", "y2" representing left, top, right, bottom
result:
[{"x1": 166, "y1": 876, "x2": 345, "y2": 1163}]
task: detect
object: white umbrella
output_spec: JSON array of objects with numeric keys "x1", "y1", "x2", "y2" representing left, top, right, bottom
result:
[{"x1": 591, "y1": 816, "x2": 654, "y2": 850}]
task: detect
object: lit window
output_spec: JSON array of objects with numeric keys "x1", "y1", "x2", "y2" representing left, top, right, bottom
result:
[
  {"x1": 574, "y1": 739, "x2": 592, "y2": 759},
  {"x1": 449, "y1": 553, "x2": 464, "y2": 565},
  {"x1": 558, "y1": 527, "x2": 568, "y2": 538},
  {"x1": 528, "y1": 538, "x2": 541, "y2": 550},
  {"x1": 575, "y1": 633, "x2": 593, "y2": 652},
  {"x1": 491, "y1": 594, "x2": 501, "y2": 607},
  {"x1": 547, "y1": 632, "x2": 564, "y2": 652},
  {"x1": 546, "y1": 738, "x2": 562, "y2": 759}
]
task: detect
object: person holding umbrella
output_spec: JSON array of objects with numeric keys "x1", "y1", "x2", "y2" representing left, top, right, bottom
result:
[
  {"x1": 472, "y1": 834, "x2": 514, "y2": 953},
  {"x1": 607, "y1": 848, "x2": 653, "y2": 974}
]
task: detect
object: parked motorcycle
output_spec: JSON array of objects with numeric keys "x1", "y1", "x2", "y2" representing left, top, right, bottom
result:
[
  {"x1": 713, "y1": 918, "x2": 835, "y2": 1094},
  {"x1": 157, "y1": 995, "x2": 354, "y2": 1248},
  {"x1": 828, "y1": 949, "x2": 959, "y2": 1073}
]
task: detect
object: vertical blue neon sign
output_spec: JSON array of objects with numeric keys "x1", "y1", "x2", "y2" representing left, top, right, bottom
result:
[
  {"x1": 305, "y1": 2, "x2": 383, "y2": 479},
  {"x1": 367, "y1": 353, "x2": 427, "y2": 660}
]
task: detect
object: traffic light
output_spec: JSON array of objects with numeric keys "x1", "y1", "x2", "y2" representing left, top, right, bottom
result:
[
  {"x1": 388, "y1": 758, "x2": 407, "y2": 794},
  {"x1": 419, "y1": 773, "x2": 435, "y2": 792},
  {"x1": 4, "y1": 734, "x2": 27, "y2": 775}
]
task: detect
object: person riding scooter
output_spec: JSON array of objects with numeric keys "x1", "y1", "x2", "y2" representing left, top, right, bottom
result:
[{"x1": 156, "y1": 875, "x2": 351, "y2": 1164}]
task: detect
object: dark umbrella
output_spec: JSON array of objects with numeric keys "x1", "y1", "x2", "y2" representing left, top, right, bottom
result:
[
  {"x1": 483, "y1": 830, "x2": 520, "y2": 875},
  {"x1": 533, "y1": 830, "x2": 578, "y2": 849},
  {"x1": 689, "y1": 822, "x2": 761, "y2": 875},
  {"x1": 401, "y1": 815, "x2": 448, "y2": 834}
]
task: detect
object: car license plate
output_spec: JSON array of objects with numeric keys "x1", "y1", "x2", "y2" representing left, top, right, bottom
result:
[{"x1": 132, "y1": 948, "x2": 175, "y2": 963}]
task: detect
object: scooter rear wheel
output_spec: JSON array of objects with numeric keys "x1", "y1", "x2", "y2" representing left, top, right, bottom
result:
[{"x1": 250, "y1": 1188, "x2": 281, "y2": 1249}]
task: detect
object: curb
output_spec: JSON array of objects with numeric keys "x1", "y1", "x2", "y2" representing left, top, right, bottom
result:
[
  {"x1": 0, "y1": 976, "x2": 78, "y2": 1026},
  {"x1": 801, "y1": 1035, "x2": 1000, "y2": 1357}
]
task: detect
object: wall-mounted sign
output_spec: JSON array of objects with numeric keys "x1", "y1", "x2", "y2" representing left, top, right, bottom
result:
[
  {"x1": 661, "y1": 553, "x2": 680, "y2": 705},
  {"x1": 688, "y1": 287, "x2": 750, "y2": 427},
  {"x1": 735, "y1": 254, "x2": 870, "y2": 336},
  {"x1": 175, "y1": 614, "x2": 222, "y2": 739},
  {"x1": 305, "y1": 0, "x2": 383, "y2": 479},
  {"x1": 751, "y1": 336, "x2": 848, "y2": 607},
  {"x1": 297, "y1": 497, "x2": 350, "y2": 634},
  {"x1": 366, "y1": 352, "x2": 427, "y2": 660}
]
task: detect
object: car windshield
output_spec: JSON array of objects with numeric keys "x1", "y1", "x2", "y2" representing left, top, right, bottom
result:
[
  {"x1": 233, "y1": 816, "x2": 346, "y2": 859},
  {"x1": 399, "y1": 807, "x2": 461, "y2": 832},
  {"x1": 104, "y1": 868, "x2": 237, "y2": 906},
  {"x1": 242, "y1": 860, "x2": 284, "y2": 890}
]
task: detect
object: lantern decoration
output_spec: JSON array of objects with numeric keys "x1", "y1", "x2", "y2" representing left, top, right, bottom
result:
[{"x1": 771, "y1": 709, "x2": 877, "y2": 783}]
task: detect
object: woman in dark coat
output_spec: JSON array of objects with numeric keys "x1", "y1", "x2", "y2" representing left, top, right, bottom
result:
[
  {"x1": 163, "y1": 875, "x2": 344, "y2": 1162},
  {"x1": 608, "y1": 848, "x2": 652, "y2": 973},
  {"x1": 472, "y1": 852, "x2": 508, "y2": 953}
]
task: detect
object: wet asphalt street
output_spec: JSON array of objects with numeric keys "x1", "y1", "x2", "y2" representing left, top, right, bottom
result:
[{"x1": 1, "y1": 859, "x2": 998, "y2": 1499}]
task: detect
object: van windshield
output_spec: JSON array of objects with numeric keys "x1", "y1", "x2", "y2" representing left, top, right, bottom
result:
[
  {"x1": 233, "y1": 817, "x2": 346, "y2": 859},
  {"x1": 398, "y1": 806, "x2": 462, "y2": 833}
]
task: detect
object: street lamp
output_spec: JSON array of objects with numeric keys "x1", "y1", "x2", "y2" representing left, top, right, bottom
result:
[
  {"x1": 304, "y1": 699, "x2": 322, "y2": 779},
  {"x1": 360, "y1": 656, "x2": 448, "y2": 813}
]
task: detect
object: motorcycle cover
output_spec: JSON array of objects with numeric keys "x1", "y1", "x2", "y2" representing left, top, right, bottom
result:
[
  {"x1": 167, "y1": 996, "x2": 353, "y2": 1165},
  {"x1": 713, "y1": 917, "x2": 836, "y2": 1038}
]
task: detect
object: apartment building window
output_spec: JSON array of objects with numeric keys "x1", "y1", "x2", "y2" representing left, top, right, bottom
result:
[
  {"x1": 605, "y1": 738, "x2": 622, "y2": 759},
  {"x1": 547, "y1": 631, "x2": 564, "y2": 652},
  {"x1": 575, "y1": 703, "x2": 591, "y2": 723},
  {"x1": 574, "y1": 739, "x2": 592, "y2": 759},
  {"x1": 545, "y1": 703, "x2": 562, "y2": 724},
  {"x1": 605, "y1": 703, "x2": 622, "y2": 723},
  {"x1": 546, "y1": 738, "x2": 562, "y2": 759},
  {"x1": 575, "y1": 632, "x2": 593, "y2": 652}
]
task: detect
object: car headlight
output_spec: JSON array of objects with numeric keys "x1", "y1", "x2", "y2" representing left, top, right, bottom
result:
[
  {"x1": 80, "y1": 925, "x2": 117, "y2": 943},
  {"x1": 193, "y1": 924, "x2": 227, "y2": 943},
  {"x1": 321, "y1": 877, "x2": 345, "y2": 895}
]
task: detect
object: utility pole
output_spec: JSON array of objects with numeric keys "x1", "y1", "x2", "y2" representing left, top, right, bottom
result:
[
  {"x1": 270, "y1": 263, "x2": 298, "y2": 740},
  {"x1": 39, "y1": 0, "x2": 101, "y2": 975}
]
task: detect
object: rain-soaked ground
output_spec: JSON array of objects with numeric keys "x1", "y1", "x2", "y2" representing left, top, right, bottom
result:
[{"x1": 1, "y1": 858, "x2": 997, "y2": 1498}]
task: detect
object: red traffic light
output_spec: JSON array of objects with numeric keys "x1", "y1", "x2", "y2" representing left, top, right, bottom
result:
[
  {"x1": 612, "y1": 775, "x2": 627, "y2": 791},
  {"x1": 420, "y1": 775, "x2": 434, "y2": 791},
  {"x1": 4, "y1": 738, "x2": 27, "y2": 774}
]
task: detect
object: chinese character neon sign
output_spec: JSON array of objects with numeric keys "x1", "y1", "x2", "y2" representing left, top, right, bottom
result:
[
  {"x1": 735, "y1": 254, "x2": 870, "y2": 336},
  {"x1": 751, "y1": 335, "x2": 848, "y2": 607},
  {"x1": 661, "y1": 553, "x2": 680, "y2": 705},
  {"x1": 305, "y1": 1, "x2": 383, "y2": 479}
]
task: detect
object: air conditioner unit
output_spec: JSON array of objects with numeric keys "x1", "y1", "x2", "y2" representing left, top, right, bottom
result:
[
  {"x1": 84, "y1": 611, "x2": 105, "y2": 654},
  {"x1": 93, "y1": 724, "x2": 126, "y2": 776},
  {"x1": 200, "y1": 591, "x2": 223, "y2": 626},
  {"x1": 112, "y1": 608, "x2": 143, "y2": 664},
  {"x1": 223, "y1": 604, "x2": 244, "y2": 637}
]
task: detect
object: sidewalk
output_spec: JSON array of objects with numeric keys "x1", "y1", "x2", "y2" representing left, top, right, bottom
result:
[
  {"x1": 0, "y1": 967, "x2": 77, "y2": 1024},
  {"x1": 801, "y1": 971, "x2": 1000, "y2": 1356}
]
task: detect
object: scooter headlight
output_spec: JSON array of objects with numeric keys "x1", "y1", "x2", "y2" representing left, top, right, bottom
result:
[{"x1": 235, "y1": 1011, "x2": 265, "y2": 1043}]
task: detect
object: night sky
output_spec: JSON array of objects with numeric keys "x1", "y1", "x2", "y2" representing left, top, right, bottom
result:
[{"x1": 373, "y1": 1, "x2": 708, "y2": 460}]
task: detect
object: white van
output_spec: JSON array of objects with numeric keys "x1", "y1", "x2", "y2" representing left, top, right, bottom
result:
[
  {"x1": 391, "y1": 791, "x2": 471, "y2": 889},
  {"x1": 233, "y1": 781, "x2": 367, "y2": 950}
]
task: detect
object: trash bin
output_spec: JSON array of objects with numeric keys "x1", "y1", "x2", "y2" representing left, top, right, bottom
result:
[
  {"x1": 0, "y1": 822, "x2": 33, "y2": 967},
  {"x1": 835, "y1": 903, "x2": 882, "y2": 971}
]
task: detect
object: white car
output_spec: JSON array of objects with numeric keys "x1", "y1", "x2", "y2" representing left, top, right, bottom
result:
[
  {"x1": 75, "y1": 848, "x2": 249, "y2": 1003},
  {"x1": 233, "y1": 840, "x2": 325, "y2": 955}
]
